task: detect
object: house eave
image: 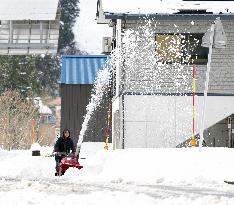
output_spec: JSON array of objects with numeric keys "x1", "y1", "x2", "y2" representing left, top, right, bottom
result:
[{"x1": 104, "y1": 13, "x2": 234, "y2": 21}]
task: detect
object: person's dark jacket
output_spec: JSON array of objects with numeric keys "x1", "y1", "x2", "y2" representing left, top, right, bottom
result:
[{"x1": 54, "y1": 137, "x2": 75, "y2": 154}]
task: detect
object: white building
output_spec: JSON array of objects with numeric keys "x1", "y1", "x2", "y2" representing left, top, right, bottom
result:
[
  {"x1": 0, "y1": 0, "x2": 60, "y2": 55},
  {"x1": 97, "y1": 0, "x2": 234, "y2": 148}
]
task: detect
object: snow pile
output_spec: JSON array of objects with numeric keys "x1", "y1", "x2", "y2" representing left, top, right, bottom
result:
[
  {"x1": 1, "y1": 144, "x2": 234, "y2": 185},
  {"x1": 72, "y1": 147, "x2": 234, "y2": 186},
  {"x1": 34, "y1": 97, "x2": 52, "y2": 114},
  {"x1": 0, "y1": 149, "x2": 54, "y2": 180},
  {"x1": 30, "y1": 143, "x2": 41, "y2": 151},
  {"x1": 1, "y1": 143, "x2": 234, "y2": 204}
]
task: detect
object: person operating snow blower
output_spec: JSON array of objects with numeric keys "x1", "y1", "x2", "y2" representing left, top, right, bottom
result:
[{"x1": 54, "y1": 128, "x2": 76, "y2": 175}]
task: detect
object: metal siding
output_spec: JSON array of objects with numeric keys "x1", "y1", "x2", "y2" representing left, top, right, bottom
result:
[
  {"x1": 60, "y1": 84, "x2": 111, "y2": 144},
  {"x1": 60, "y1": 55, "x2": 111, "y2": 144},
  {"x1": 77, "y1": 59, "x2": 83, "y2": 84},
  {"x1": 72, "y1": 58, "x2": 77, "y2": 84},
  {"x1": 72, "y1": 88, "x2": 76, "y2": 139},
  {"x1": 82, "y1": 58, "x2": 88, "y2": 84},
  {"x1": 65, "y1": 59, "x2": 70, "y2": 84},
  {"x1": 61, "y1": 55, "x2": 108, "y2": 84},
  {"x1": 69, "y1": 59, "x2": 74, "y2": 84},
  {"x1": 61, "y1": 57, "x2": 65, "y2": 84},
  {"x1": 87, "y1": 58, "x2": 93, "y2": 84},
  {"x1": 92, "y1": 58, "x2": 98, "y2": 83}
]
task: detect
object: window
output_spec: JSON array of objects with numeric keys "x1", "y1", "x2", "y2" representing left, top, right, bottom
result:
[
  {"x1": 156, "y1": 33, "x2": 208, "y2": 64},
  {"x1": 156, "y1": 34, "x2": 182, "y2": 63}
]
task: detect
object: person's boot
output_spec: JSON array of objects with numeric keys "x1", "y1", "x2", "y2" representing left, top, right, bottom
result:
[{"x1": 55, "y1": 162, "x2": 59, "y2": 176}]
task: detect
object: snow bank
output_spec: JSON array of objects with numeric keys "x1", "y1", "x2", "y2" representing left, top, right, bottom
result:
[
  {"x1": 98, "y1": 148, "x2": 234, "y2": 185},
  {"x1": 1, "y1": 143, "x2": 234, "y2": 204},
  {"x1": 1, "y1": 144, "x2": 234, "y2": 186},
  {"x1": 68, "y1": 146, "x2": 234, "y2": 186}
]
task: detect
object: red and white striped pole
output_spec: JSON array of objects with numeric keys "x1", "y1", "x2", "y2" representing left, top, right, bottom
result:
[{"x1": 191, "y1": 64, "x2": 196, "y2": 147}]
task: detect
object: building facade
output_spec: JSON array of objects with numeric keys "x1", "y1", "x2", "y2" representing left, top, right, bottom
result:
[
  {"x1": 60, "y1": 55, "x2": 111, "y2": 145},
  {"x1": 97, "y1": 0, "x2": 234, "y2": 148},
  {"x1": 0, "y1": 0, "x2": 60, "y2": 55}
]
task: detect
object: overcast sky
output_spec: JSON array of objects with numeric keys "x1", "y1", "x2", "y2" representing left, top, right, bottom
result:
[{"x1": 74, "y1": 0, "x2": 112, "y2": 54}]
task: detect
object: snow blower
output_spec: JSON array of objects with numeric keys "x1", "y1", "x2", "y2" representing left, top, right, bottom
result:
[{"x1": 55, "y1": 152, "x2": 83, "y2": 176}]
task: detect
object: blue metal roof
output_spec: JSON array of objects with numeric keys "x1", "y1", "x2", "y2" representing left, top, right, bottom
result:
[{"x1": 61, "y1": 55, "x2": 109, "y2": 84}]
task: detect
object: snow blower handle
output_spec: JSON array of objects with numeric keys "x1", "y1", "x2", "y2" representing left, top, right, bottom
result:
[
  {"x1": 76, "y1": 143, "x2": 81, "y2": 154},
  {"x1": 75, "y1": 144, "x2": 81, "y2": 162},
  {"x1": 54, "y1": 152, "x2": 67, "y2": 157}
]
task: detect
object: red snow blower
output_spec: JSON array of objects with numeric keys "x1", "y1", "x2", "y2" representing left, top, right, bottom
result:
[{"x1": 55, "y1": 152, "x2": 83, "y2": 176}]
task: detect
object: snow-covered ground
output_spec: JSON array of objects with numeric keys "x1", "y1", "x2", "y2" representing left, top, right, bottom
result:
[{"x1": 1, "y1": 142, "x2": 234, "y2": 204}]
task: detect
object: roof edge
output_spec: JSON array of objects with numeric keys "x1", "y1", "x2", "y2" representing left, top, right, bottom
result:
[
  {"x1": 104, "y1": 13, "x2": 234, "y2": 21},
  {"x1": 62, "y1": 55, "x2": 108, "y2": 58}
]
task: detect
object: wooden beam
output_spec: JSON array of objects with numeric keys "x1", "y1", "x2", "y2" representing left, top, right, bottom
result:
[
  {"x1": 0, "y1": 43, "x2": 55, "y2": 48},
  {"x1": 40, "y1": 21, "x2": 43, "y2": 44},
  {"x1": 9, "y1": 20, "x2": 13, "y2": 44}
]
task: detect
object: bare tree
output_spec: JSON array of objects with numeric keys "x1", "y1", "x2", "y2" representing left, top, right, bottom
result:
[{"x1": 0, "y1": 90, "x2": 39, "y2": 150}]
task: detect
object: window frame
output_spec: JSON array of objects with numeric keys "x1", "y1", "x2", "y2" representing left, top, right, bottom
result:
[{"x1": 155, "y1": 33, "x2": 208, "y2": 65}]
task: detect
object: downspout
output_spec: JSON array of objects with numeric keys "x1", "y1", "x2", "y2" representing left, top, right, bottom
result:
[
  {"x1": 115, "y1": 15, "x2": 126, "y2": 149},
  {"x1": 121, "y1": 15, "x2": 126, "y2": 149},
  {"x1": 122, "y1": 94, "x2": 125, "y2": 149}
]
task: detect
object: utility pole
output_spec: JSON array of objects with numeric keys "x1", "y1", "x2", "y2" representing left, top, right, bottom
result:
[{"x1": 199, "y1": 17, "x2": 227, "y2": 151}]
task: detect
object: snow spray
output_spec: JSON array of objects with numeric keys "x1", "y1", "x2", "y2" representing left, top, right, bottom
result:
[{"x1": 76, "y1": 59, "x2": 112, "y2": 153}]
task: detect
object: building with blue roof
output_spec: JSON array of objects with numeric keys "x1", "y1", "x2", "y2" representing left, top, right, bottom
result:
[
  {"x1": 60, "y1": 55, "x2": 111, "y2": 144},
  {"x1": 61, "y1": 55, "x2": 108, "y2": 84}
]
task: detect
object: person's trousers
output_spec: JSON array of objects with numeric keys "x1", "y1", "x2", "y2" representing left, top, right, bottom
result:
[{"x1": 55, "y1": 155, "x2": 63, "y2": 173}]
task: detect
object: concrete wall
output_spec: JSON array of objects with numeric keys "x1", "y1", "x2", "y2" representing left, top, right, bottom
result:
[{"x1": 120, "y1": 95, "x2": 234, "y2": 148}]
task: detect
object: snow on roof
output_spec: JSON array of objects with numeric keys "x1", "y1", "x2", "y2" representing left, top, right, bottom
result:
[
  {"x1": 34, "y1": 97, "x2": 52, "y2": 114},
  {"x1": 102, "y1": 0, "x2": 234, "y2": 15},
  {"x1": 0, "y1": 0, "x2": 59, "y2": 20}
]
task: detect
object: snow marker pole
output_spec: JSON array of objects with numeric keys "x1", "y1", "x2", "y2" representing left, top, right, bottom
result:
[
  {"x1": 104, "y1": 103, "x2": 111, "y2": 150},
  {"x1": 190, "y1": 64, "x2": 196, "y2": 147}
]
